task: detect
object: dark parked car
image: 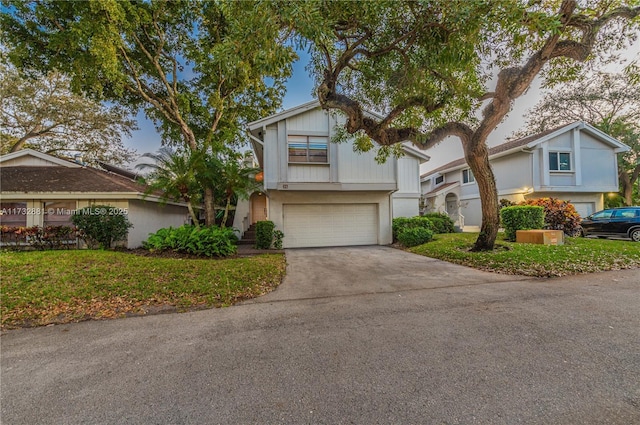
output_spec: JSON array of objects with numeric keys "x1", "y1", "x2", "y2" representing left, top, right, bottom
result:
[{"x1": 581, "y1": 207, "x2": 640, "y2": 242}]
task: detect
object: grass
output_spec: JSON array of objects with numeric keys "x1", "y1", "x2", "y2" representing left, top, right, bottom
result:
[
  {"x1": 409, "y1": 232, "x2": 640, "y2": 277},
  {"x1": 0, "y1": 250, "x2": 286, "y2": 329}
]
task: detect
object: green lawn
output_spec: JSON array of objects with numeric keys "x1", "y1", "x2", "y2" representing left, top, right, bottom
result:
[
  {"x1": 0, "y1": 250, "x2": 286, "y2": 329},
  {"x1": 409, "y1": 233, "x2": 640, "y2": 277}
]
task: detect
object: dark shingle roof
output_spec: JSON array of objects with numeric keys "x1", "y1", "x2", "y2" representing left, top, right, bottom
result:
[
  {"x1": 0, "y1": 166, "x2": 147, "y2": 193},
  {"x1": 421, "y1": 125, "x2": 567, "y2": 178}
]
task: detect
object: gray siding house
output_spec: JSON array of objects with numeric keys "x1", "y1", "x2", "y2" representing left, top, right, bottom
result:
[
  {"x1": 0, "y1": 149, "x2": 190, "y2": 248},
  {"x1": 420, "y1": 122, "x2": 629, "y2": 230},
  {"x1": 232, "y1": 101, "x2": 429, "y2": 248}
]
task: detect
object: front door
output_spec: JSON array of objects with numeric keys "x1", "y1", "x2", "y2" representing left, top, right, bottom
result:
[
  {"x1": 445, "y1": 193, "x2": 458, "y2": 219},
  {"x1": 250, "y1": 193, "x2": 267, "y2": 224}
]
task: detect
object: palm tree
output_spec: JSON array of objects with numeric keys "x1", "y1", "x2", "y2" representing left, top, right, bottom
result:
[
  {"x1": 136, "y1": 147, "x2": 203, "y2": 226},
  {"x1": 216, "y1": 151, "x2": 261, "y2": 227}
]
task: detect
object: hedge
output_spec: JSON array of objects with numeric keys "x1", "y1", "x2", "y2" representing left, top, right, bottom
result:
[{"x1": 500, "y1": 205, "x2": 545, "y2": 241}]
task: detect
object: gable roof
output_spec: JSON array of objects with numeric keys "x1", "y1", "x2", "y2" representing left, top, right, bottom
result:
[
  {"x1": 248, "y1": 100, "x2": 321, "y2": 130},
  {"x1": 1, "y1": 166, "x2": 147, "y2": 193},
  {"x1": 421, "y1": 121, "x2": 630, "y2": 178},
  {"x1": 0, "y1": 148, "x2": 82, "y2": 168},
  {"x1": 0, "y1": 150, "x2": 182, "y2": 204},
  {"x1": 248, "y1": 101, "x2": 430, "y2": 163},
  {"x1": 423, "y1": 182, "x2": 460, "y2": 198}
]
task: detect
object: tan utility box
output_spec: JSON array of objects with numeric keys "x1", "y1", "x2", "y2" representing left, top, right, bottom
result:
[{"x1": 516, "y1": 230, "x2": 564, "y2": 245}]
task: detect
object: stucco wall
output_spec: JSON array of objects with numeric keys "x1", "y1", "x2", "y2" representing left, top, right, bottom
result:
[
  {"x1": 126, "y1": 200, "x2": 189, "y2": 248},
  {"x1": 392, "y1": 197, "x2": 419, "y2": 218}
]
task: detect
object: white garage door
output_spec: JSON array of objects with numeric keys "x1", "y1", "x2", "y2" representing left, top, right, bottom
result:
[{"x1": 283, "y1": 204, "x2": 378, "y2": 248}]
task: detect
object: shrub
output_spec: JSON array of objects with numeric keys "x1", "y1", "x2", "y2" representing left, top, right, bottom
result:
[
  {"x1": 397, "y1": 227, "x2": 434, "y2": 247},
  {"x1": 29, "y1": 225, "x2": 76, "y2": 250},
  {"x1": 143, "y1": 225, "x2": 237, "y2": 257},
  {"x1": 519, "y1": 197, "x2": 582, "y2": 236},
  {"x1": 500, "y1": 205, "x2": 545, "y2": 241},
  {"x1": 71, "y1": 205, "x2": 133, "y2": 249},
  {"x1": 499, "y1": 198, "x2": 516, "y2": 209},
  {"x1": 422, "y1": 212, "x2": 455, "y2": 233},
  {"x1": 0, "y1": 225, "x2": 76, "y2": 250},
  {"x1": 255, "y1": 220, "x2": 275, "y2": 249},
  {"x1": 392, "y1": 216, "x2": 434, "y2": 241},
  {"x1": 273, "y1": 230, "x2": 285, "y2": 249}
]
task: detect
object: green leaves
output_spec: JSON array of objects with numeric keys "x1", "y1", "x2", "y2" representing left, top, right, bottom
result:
[
  {"x1": 71, "y1": 205, "x2": 133, "y2": 249},
  {"x1": 143, "y1": 225, "x2": 238, "y2": 257},
  {"x1": 0, "y1": 64, "x2": 136, "y2": 164},
  {"x1": 1, "y1": 0, "x2": 296, "y2": 163}
]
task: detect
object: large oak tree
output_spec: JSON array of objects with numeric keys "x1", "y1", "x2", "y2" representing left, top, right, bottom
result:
[
  {"x1": 2, "y1": 0, "x2": 295, "y2": 225},
  {"x1": 288, "y1": 0, "x2": 640, "y2": 250}
]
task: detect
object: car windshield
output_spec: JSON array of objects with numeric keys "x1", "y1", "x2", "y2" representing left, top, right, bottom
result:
[{"x1": 590, "y1": 210, "x2": 613, "y2": 220}]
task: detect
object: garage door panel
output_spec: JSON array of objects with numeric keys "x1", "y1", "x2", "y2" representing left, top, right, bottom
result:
[
  {"x1": 284, "y1": 204, "x2": 378, "y2": 248},
  {"x1": 573, "y1": 202, "x2": 595, "y2": 219}
]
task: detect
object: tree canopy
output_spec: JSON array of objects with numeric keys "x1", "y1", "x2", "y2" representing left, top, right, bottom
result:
[
  {"x1": 2, "y1": 0, "x2": 296, "y2": 224},
  {"x1": 285, "y1": 0, "x2": 640, "y2": 250},
  {"x1": 0, "y1": 64, "x2": 136, "y2": 165}
]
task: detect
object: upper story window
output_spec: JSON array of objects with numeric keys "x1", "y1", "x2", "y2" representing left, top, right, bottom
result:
[
  {"x1": 435, "y1": 175, "x2": 444, "y2": 185},
  {"x1": 288, "y1": 135, "x2": 328, "y2": 163},
  {"x1": 462, "y1": 168, "x2": 475, "y2": 184},
  {"x1": 549, "y1": 151, "x2": 571, "y2": 171}
]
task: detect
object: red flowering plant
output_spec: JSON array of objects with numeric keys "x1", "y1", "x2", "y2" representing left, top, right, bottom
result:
[{"x1": 0, "y1": 225, "x2": 77, "y2": 249}]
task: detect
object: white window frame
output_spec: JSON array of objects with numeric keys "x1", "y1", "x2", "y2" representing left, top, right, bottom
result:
[
  {"x1": 549, "y1": 151, "x2": 572, "y2": 172},
  {"x1": 434, "y1": 175, "x2": 445, "y2": 186},
  {"x1": 462, "y1": 168, "x2": 475, "y2": 184}
]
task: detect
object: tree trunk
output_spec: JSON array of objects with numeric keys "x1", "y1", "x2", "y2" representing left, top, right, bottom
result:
[
  {"x1": 465, "y1": 141, "x2": 500, "y2": 251},
  {"x1": 10, "y1": 138, "x2": 27, "y2": 152},
  {"x1": 203, "y1": 187, "x2": 215, "y2": 226},
  {"x1": 620, "y1": 171, "x2": 633, "y2": 206},
  {"x1": 221, "y1": 195, "x2": 232, "y2": 228},
  {"x1": 186, "y1": 203, "x2": 199, "y2": 228},
  {"x1": 624, "y1": 186, "x2": 633, "y2": 206}
]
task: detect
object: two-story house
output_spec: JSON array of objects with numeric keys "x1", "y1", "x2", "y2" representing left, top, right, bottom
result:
[
  {"x1": 420, "y1": 121, "x2": 629, "y2": 230},
  {"x1": 232, "y1": 101, "x2": 429, "y2": 248}
]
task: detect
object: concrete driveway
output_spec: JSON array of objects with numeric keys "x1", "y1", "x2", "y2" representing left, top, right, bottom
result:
[
  {"x1": 251, "y1": 246, "x2": 530, "y2": 302},
  {"x1": 2, "y1": 246, "x2": 640, "y2": 424}
]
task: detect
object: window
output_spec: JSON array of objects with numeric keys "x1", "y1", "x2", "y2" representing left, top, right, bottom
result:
[
  {"x1": 435, "y1": 175, "x2": 444, "y2": 185},
  {"x1": 288, "y1": 135, "x2": 328, "y2": 163},
  {"x1": 0, "y1": 202, "x2": 27, "y2": 227},
  {"x1": 591, "y1": 210, "x2": 613, "y2": 220},
  {"x1": 462, "y1": 168, "x2": 475, "y2": 184},
  {"x1": 549, "y1": 152, "x2": 571, "y2": 171},
  {"x1": 43, "y1": 201, "x2": 76, "y2": 227},
  {"x1": 613, "y1": 208, "x2": 638, "y2": 219}
]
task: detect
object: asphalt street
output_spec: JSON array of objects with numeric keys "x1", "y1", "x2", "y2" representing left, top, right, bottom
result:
[{"x1": 1, "y1": 246, "x2": 639, "y2": 424}]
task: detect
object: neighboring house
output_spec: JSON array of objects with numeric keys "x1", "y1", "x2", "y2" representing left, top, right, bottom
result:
[
  {"x1": 232, "y1": 100, "x2": 430, "y2": 248},
  {"x1": 0, "y1": 149, "x2": 190, "y2": 248},
  {"x1": 421, "y1": 122, "x2": 630, "y2": 230}
]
